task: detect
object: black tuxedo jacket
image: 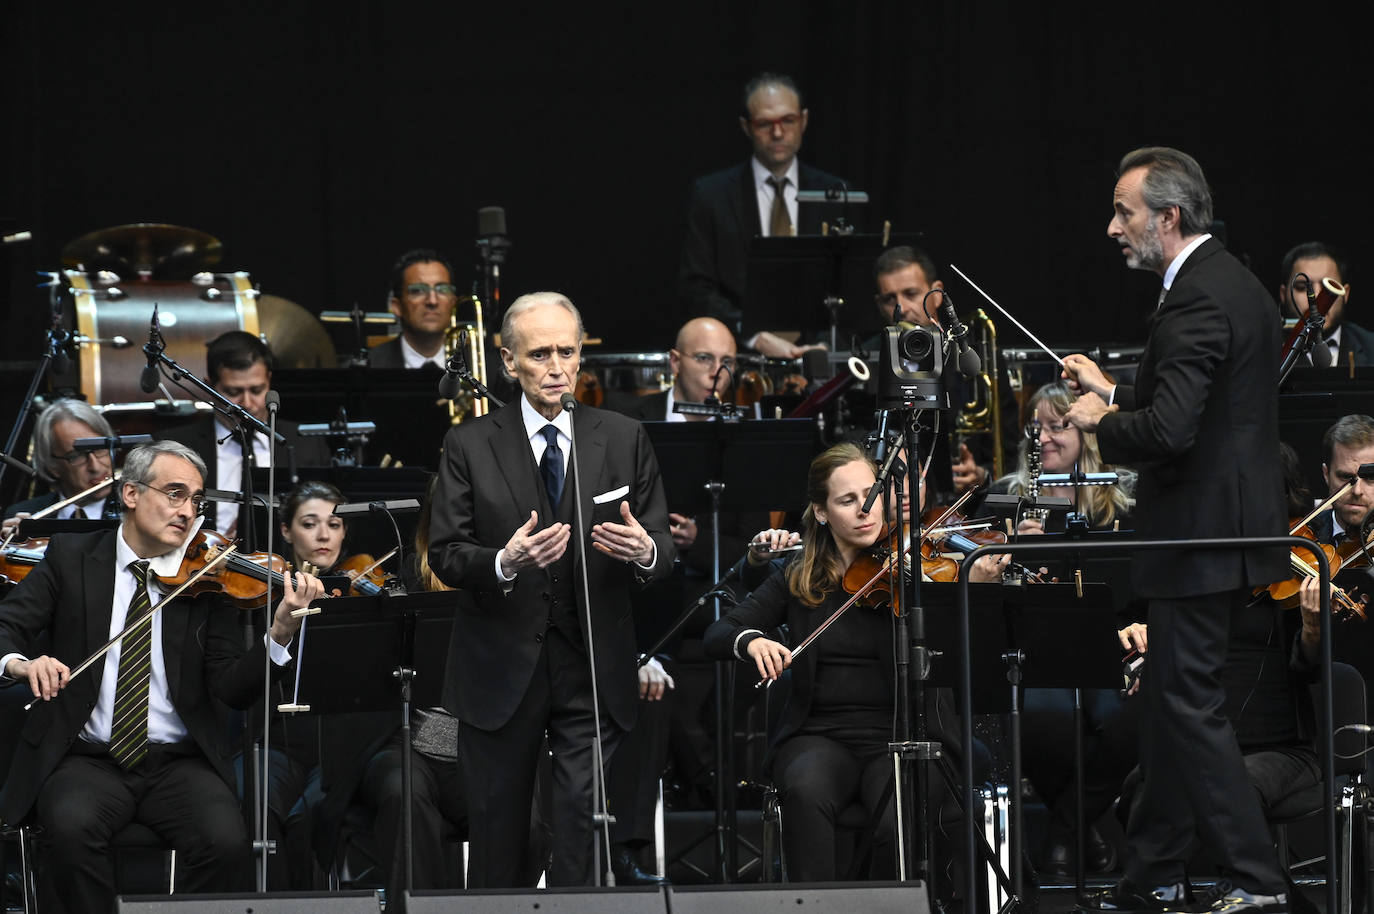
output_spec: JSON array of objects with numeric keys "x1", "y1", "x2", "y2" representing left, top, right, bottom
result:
[
  {"x1": 1097, "y1": 238, "x2": 1286, "y2": 598},
  {"x1": 367, "y1": 337, "x2": 405, "y2": 369},
  {"x1": 1337, "y1": 320, "x2": 1374, "y2": 369},
  {"x1": 678, "y1": 159, "x2": 847, "y2": 333},
  {"x1": 0, "y1": 528, "x2": 276, "y2": 824},
  {"x1": 428, "y1": 399, "x2": 675, "y2": 732}
]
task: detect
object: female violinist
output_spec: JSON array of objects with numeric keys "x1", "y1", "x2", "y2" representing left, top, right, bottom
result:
[
  {"x1": 278, "y1": 481, "x2": 389, "y2": 596},
  {"x1": 702, "y1": 441, "x2": 1001, "y2": 884},
  {"x1": 987, "y1": 381, "x2": 1141, "y2": 879}
]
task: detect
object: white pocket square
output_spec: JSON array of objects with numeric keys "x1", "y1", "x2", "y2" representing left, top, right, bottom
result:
[{"x1": 593, "y1": 485, "x2": 630, "y2": 505}]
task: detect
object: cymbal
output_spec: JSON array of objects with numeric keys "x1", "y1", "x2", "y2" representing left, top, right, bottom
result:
[
  {"x1": 257, "y1": 294, "x2": 338, "y2": 369},
  {"x1": 61, "y1": 223, "x2": 224, "y2": 279}
]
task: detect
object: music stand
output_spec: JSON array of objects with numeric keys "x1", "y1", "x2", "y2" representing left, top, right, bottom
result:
[
  {"x1": 744, "y1": 232, "x2": 924, "y2": 349},
  {"x1": 252, "y1": 466, "x2": 433, "y2": 561},
  {"x1": 282, "y1": 591, "x2": 454, "y2": 897},
  {"x1": 640, "y1": 419, "x2": 819, "y2": 880},
  {"x1": 15, "y1": 518, "x2": 120, "y2": 538}
]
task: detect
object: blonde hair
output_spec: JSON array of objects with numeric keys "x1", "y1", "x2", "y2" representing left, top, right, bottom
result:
[
  {"x1": 995, "y1": 382, "x2": 1135, "y2": 528},
  {"x1": 785, "y1": 441, "x2": 877, "y2": 607}
]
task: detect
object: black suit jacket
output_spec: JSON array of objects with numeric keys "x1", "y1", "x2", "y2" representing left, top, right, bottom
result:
[
  {"x1": 428, "y1": 399, "x2": 675, "y2": 732},
  {"x1": 367, "y1": 337, "x2": 405, "y2": 369},
  {"x1": 1096, "y1": 238, "x2": 1286, "y2": 598},
  {"x1": 679, "y1": 160, "x2": 847, "y2": 333},
  {"x1": 1337, "y1": 320, "x2": 1374, "y2": 369},
  {"x1": 0, "y1": 528, "x2": 276, "y2": 824}
]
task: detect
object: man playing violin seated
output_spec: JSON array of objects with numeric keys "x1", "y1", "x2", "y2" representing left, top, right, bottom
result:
[
  {"x1": 2, "y1": 398, "x2": 119, "y2": 538},
  {"x1": 0, "y1": 440, "x2": 323, "y2": 913}
]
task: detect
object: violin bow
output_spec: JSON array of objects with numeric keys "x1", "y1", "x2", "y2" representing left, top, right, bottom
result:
[{"x1": 23, "y1": 543, "x2": 239, "y2": 711}]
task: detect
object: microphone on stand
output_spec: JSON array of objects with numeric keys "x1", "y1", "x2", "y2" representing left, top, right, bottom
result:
[
  {"x1": 935, "y1": 291, "x2": 981, "y2": 379},
  {"x1": 438, "y1": 355, "x2": 464, "y2": 401},
  {"x1": 140, "y1": 306, "x2": 163, "y2": 393},
  {"x1": 560, "y1": 392, "x2": 578, "y2": 412}
]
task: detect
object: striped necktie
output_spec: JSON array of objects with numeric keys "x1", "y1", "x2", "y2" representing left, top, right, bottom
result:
[{"x1": 110, "y1": 560, "x2": 154, "y2": 769}]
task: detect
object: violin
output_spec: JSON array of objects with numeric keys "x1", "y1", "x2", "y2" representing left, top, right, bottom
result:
[
  {"x1": 1253, "y1": 520, "x2": 1367, "y2": 621},
  {"x1": 331, "y1": 550, "x2": 397, "y2": 596},
  {"x1": 0, "y1": 537, "x2": 49, "y2": 586},
  {"x1": 153, "y1": 529, "x2": 309, "y2": 609}
]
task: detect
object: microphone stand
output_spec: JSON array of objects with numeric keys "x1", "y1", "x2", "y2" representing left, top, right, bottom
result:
[
  {"x1": 254, "y1": 394, "x2": 281, "y2": 891},
  {"x1": 560, "y1": 394, "x2": 618, "y2": 886},
  {"x1": 0, "y1": 288, "x2": 76, "y2": 505},
  {"x1": 1278, "y1": 296, "x2": 1327, "y2": 389}
]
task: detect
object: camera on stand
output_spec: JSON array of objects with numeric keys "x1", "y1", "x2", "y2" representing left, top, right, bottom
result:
[{"x1": 876, "y1": 321, "x2": 949, "y2": 412}]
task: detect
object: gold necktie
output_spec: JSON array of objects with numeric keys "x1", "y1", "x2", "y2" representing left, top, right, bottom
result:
[{"x1": 766, "y1": 175, "x2": 793, "y2": 237}]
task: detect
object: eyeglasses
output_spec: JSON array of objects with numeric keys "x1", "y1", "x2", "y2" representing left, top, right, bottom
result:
[
  {"x1": 749, "y1": 114, "x2": 802, "y2": 133},
  {"x1": 1038, "y1": 421, "x2": 1075, "y2": 435},
  {"x1": 403, "y1": 282, "x2": 459, "y2": 300},
  {"x1": 140, "y1": 483, "x2": 207, "y2": 512},
  {"x1": 686, "y1": 352, "x2": 736, "y2": 370},
  {"x1": 54, "y1": 449, "x2": 111, "y2": 466}
]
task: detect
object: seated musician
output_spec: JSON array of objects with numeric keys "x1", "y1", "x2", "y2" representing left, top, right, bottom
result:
[
  {"x1": 870, "y1": 245, "x2": 1021, "y2": 499},
  {"x1": 702, "y1": 441, "x2": 1003, "y2": 885},
  {"x1": 2, "y1": 398, "x2": 118, "y2": 536},
  {"x1": 370, "y1": 249, "x2": 458, "y2": 370},
  {"x1": 1307, "y1": 413, "x2": 1374, "y2": 547},
  {"x1": 987, "y1": 381, "x2": 1141, "y2": 879},
  {"x1": 156, "y1": 331, "x2": 330, "y2": 538},
  {"x1": 0, "y1": 440, "x2": 322, "y2": 913},
  {"x1": 1276, "y1": 241, "x2": 1372, "y2": 369}
]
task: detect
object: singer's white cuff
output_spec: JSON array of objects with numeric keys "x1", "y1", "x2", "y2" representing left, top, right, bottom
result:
[
  {"x1": 495, "y1": 549, "x2": 517, "y2": 583},
  {"x1": 1106, "y1": 385, "x2": 1117, "y2": 407}
]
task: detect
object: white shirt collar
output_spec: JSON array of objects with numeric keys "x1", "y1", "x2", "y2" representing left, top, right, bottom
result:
[
  {"x1": 400, "y1": 334, "x2": 447, "y2": 369},
  {"x1": 519, "y1": 393, "x2": 573, "y2": 441},
  {"x1": 118, "y1": 515, "x2": 206, "y2": 579},
  {"x1": 751, "y1": 156, "x2": 799, "y2": 193},
  {"x1": 1161, "y1": 233, "x2": 1213, "y2": 294}
]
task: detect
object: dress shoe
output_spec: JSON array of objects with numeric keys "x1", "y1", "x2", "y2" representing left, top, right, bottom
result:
[
  {"x1": 1087, "y1": 825, "x2": 1119, "y2": 874},
  {"x1": 610, "y1": 845, "x2": 670, "y2": 886},
  {"x1": 1076, "y1": 880, "x2": 1191, "y2": 914},
  {"x1": 1192, "y1": 881, "x2": 1287, "y2": 914},
  {"x1": 1043, "y1": 825, "x2": 1117, "y2": 879}
]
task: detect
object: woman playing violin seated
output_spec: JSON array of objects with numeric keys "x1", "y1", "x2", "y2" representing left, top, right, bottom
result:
[{"x1": 702, "y1": 441, "x2": 1001, "y2": 884}]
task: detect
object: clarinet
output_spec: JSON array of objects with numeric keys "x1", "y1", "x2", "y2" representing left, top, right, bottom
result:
[{"x1": 1023, "y1": 419, "x2": 1049, "y2": 525}]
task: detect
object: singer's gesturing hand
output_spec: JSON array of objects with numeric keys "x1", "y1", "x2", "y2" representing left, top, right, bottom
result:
[
  {"x1": 591, "y1": 501, "x2": 655, "y2": 565},
  {"x1": 500, "y1": 510, "x2": 571, "y2": 577}
]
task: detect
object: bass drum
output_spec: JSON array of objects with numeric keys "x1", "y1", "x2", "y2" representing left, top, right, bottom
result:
[{"x1": 52, "y1": 269, "x2": 260, "y2": 405}]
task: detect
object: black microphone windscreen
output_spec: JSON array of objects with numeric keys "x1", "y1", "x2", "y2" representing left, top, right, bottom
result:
[
  {"x1": 957, "y1": 346, "x2": 982, "y2": 379},
  {"x1": 478, "y1": 206, "x2": 507, "y2": 237},
  {"x1": 437, "y1": 371, "x2": 463, "y2": 400},
  {"x1": 140, "y1": 363, "x2": 160, "y2": 393},
  {"x1": 560, "y1": 392, "x2": 578, "y2": 412},
  {"x1": 265, "y1": 390, "x2": 281, "y2": 412}
]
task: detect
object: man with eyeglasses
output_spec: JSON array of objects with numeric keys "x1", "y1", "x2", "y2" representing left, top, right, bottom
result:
[
  {"x1": 370, "y1": 249, "x2": 460, "y2": 370},
  {"x1": 679, "y1": 72, "x2": 845, "y2": 360},
  {"x1": 0, "y1": 440, "x2": 324, "y2": 912},
  {"x1": 3, "y1": 398, "x2": 119, "y2": 536}
]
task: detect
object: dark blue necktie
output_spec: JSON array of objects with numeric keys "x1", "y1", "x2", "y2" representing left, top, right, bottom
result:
[{"x1": 540, "y1": 425, "x2": 564, "y2": 510}]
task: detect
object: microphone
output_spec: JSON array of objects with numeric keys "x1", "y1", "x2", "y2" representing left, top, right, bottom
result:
[
  {"x1": 265, "y1": 390, "x2": 280, "y2": 417},
  {"x1": 935, "y1": 291, "x2": 981, "y2": 378},
  {"x1": 478, "y1": 206, "x2": 507, "y2": 238},
  {"x1": 437, "y1": 353, "x2": 465, "y2": 400},
  {"x1": 140, "y1": 306, "x2": 162, "y2": 393},
  {"x1": 560, "y1": 392, "x2": 578, "y2": 412}
]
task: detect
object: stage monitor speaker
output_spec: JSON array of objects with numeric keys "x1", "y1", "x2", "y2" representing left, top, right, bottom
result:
[
  {"x1": 404, "y1": 885, "x2": 664, "y2": 913},
  {"x1": 669, "y1": 882, "x2": 930, "y2": 914},
  {"x1": 117, "y1": 890, "x2": 380, "y2": 912}
]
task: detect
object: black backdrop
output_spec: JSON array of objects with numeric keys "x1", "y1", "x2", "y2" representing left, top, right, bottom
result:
[{"x1": 1, "y1": 3, "x2": 1367, "y2": 361}]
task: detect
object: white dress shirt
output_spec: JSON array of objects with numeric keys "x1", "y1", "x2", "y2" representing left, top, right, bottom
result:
[
  {"x1": 215, "y1": 423, "x2": 271, "y2": 533},
  {"x1": 751, "y1": 157, "x2": 800, "y2": 237},
  {"x1": 400, "y1": 335, "x2": 448, "y2": 370}
]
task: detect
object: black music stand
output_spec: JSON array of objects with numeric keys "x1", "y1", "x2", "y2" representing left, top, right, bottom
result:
[
  {"x1": 281, "y1": 591, "x2": 455, "y2": 897},
  {"x1": 253, "y1": 466, "x2": 433, "y2": 561},
  {"x1": 744, "y1": 232, "x2": 924, "y2": 349},
  {"x1": 640, "y1": 419, "x2": 819, "y2": 881}
]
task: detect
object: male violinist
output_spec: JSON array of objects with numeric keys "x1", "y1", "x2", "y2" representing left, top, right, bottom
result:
[
  {"x1": 1062, "y1": 147, "x2": 1290, "y2": 914},
  {"x1": 1308, "y1": 414, "x2": 1374, "y2": 546},
  {"x1": 0, "y1": 440, "x2": 323, "y2": 913}
]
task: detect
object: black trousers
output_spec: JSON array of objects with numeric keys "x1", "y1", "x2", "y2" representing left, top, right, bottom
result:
[
  {"x1": 607, "y1": 672, "x2": 675, "y2": 849},
  {"x1": 36, "y1": 744, "x2": 250, "y2": 914},
  {"x1": 360, "y1": 736, "x2": 467, "y2": 908},
  {"x1": 1124, "y1": 591, "x2": 1288, "y2": 895},
  {"x1": 460, "y1": 625, "x2": 623, "y2": 887},
  {"x1": 771, "y1": 733, "x2": 897, "y2": 882}
]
